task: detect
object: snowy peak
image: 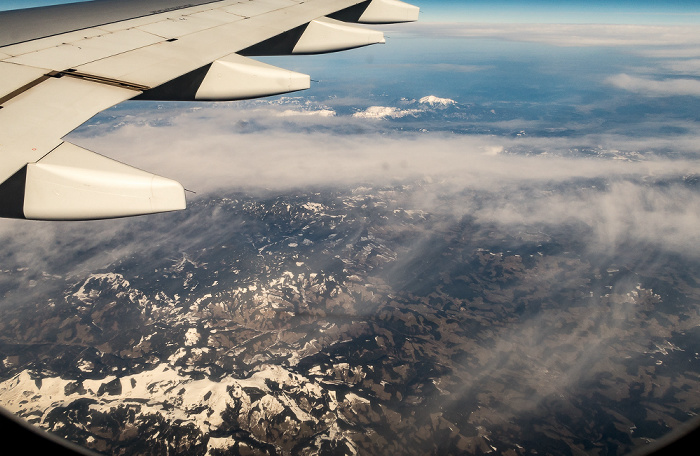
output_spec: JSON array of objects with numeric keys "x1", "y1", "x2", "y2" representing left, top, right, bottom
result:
[
  {"x1": 352, "y1": 106, "x2": 420, "y2": 119},
  {"x1": 72, "y1": 273, "x2": 131, "y2": 304},
  {"x1": 418, "y1": 95, "x2": 457, "y2": 107},
  {"x1": 352, "y1": 96, "x2": 457, "y2": 120}
]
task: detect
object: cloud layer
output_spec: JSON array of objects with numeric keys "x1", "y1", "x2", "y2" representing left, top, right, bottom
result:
[
  {"x1": 391, "y1": 22, "x2": 700, "y2": 48},
  {"x1": 606, "y1": 73, "x2": 700, "y2": 96},
  {"x1": 59, "y1": 98, "x2": 700, "y2": 262}
]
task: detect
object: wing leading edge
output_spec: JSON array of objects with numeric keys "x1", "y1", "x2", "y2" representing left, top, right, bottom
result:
[{"x1": 0, "y1": 0, "x2": 419, "y2": 221}]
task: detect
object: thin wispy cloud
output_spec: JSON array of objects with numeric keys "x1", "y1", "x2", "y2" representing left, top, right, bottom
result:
[
  {"x1": 391, "y1": 23, "x2": 700, "y2": 48},
  {"x1": 606, "y1": 73, "x2": 700, "y2": 96},
  {"x1": 637, "y1": 47, "x2": 700, "y2": 58},
  {"x1": 69, "y1": 108, "x2": 695, "y2": 189},
  {"x1": 662, "y1": 58, "x2": 700, "y2": 75},
  {"x1": 61, "y1": 100, "x2": 700, "y2": 261},
  {"x1": 383, "y1": 63, "x2": 491, "y2": 73}
]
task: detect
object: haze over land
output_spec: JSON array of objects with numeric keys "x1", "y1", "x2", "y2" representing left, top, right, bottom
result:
[{"x1": 0, "y1": 3, "x2": 699, "y2": 455}]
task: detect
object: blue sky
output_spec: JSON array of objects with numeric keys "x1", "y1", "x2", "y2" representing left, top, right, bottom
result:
[
  {"x1": 421, "y1": 0, "x2": 700, "y2": 24},
  {"x1": 2, "y1": 0, "x2": 700, "y2": 23}
]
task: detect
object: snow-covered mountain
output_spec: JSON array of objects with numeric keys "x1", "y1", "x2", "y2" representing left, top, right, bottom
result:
[{"x1": 0, "y1": 183, "x2": 698, "y2": 455}]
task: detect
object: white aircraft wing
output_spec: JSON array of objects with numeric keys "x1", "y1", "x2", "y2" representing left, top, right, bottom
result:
[{"x1": 0, "y1": 0, "x2": 418, "y2": 220}]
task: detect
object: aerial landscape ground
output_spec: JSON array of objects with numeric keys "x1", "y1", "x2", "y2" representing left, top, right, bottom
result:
[{"x1": 1, "y1": 1, "x2": 699, "y2": 454}]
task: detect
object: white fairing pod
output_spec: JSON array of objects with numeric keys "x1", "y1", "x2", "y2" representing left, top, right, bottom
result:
[
  {"x1": 195, "y1": 54, "x2": 310, "y2": 101},
  {"x1": 293, "y1": 17, "x2": 385, "y2": 54},
  {"x1": 24, "y1": 142, "x2": 186, "y2": 220},
  {"x1": 359, "y1": 0, "x2": 420, "y2": 23}
]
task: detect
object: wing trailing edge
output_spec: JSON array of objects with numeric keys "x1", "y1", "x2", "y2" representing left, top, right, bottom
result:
[
  {"x1": 292, "y1": 17, "x2": 386, "y2": 54},
  {"x1": 330, "y1": 0, "x2": 420, "y2": 24},
  {"x1": 239, "y1": 16, "x2": 386, "y2": 56},
  {"x1": 0, "y1": 143, "x2": 186, "y2": 221},
  {"x1": 138, "y1": 54, "x2": 311, "y2": 101}
]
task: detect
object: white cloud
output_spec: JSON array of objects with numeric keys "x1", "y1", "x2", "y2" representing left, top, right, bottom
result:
[
  {"x1": 663, "y1": 59, "x2": 700, "y2": 75},
  {"x1": 386, "y1": 63, "x2": 490, "y2": 73},
  {"x1": 472, "y1": 180, "x2": 700, "y2": 255},
  {"x1": 392, "y1": 23, "x2": 700, "y2": 48},
  {"x1": 278, "y1": 109, "x2": 336, "y2": 117},
  {"x1": 59, "y1": 104, "x2": 700, "y2": 260},
  {"x1": 352, "y1": 106, "x2": 421, "y2": 119},
  {"x1": 639, "y1": 48, "x2": 700, "y2": 58},
  {"x1": 606, "y1": 73, "x2": 700, "y2": 97},
  {"x1": 67, "y1": 105, "x2": 699, "y2": 193}
]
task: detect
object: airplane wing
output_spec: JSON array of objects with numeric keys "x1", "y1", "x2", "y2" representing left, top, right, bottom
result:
[{"x1": 0, "y1": 0, "x2": 419, "y2": 220}]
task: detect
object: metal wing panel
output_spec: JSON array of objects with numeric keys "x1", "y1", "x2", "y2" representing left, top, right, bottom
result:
[
  {"x1": 0, "y1": 0, "x2": 227, "y2": 47},
  {"x1": 0, "y1": 76, "x2": 137, "y2": 180},
  {"x1": 222, "y1": 0, "x2": 300, "y2": 18},
  {"x1": 71, "y1": 23, "x2": 258, "y2": 88},
  {"x1": 94, "y1": 1, "x2": 245, "y2": 33},
  {"x1": 73, "y1": 0, "x2": 363, "y2": 88},
  {"x1": 135, "y1": 13, "x2": 235, "y2": 39},
  {"x1": 1, "y1": 0, "x2": 356, "y2": 89},
  {"x1": 1, "y1": 28, "x2": 108, "y2": 58},
  {"x1": 0, "y1": 1, "x2": 246, "y2": 59},
  {"x1": 5, "y1": 29, "x2": 165, "y2": 71},
  {"x1": 0, "y1": 62, "x2": 50, "y2": 99}
]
